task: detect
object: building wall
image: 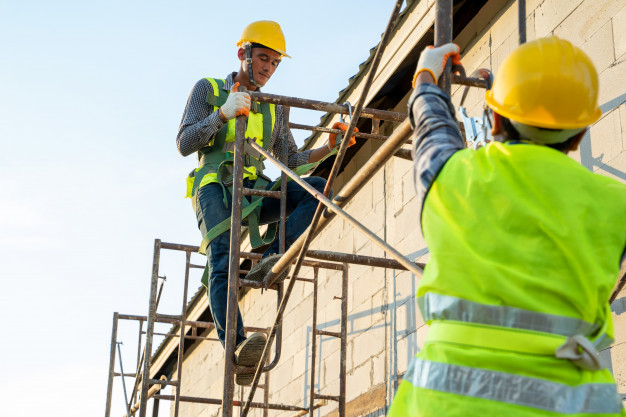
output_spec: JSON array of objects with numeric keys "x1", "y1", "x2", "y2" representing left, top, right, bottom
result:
[{"x1": 171, "y1": 0, "x2": 626, "y2": 415}]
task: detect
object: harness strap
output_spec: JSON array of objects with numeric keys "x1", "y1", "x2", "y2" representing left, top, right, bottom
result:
[{"x1": 199, "y1": 147, "x2": 337, "y2": 255}]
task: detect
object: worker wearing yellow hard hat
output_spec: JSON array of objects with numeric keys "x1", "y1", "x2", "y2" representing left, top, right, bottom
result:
[
  {"x1": 388, "y1": 37, "x2": 626, "y2": 416},
  {"x1": 175, "y1": 21, "x2": 357, "y2": 386}
]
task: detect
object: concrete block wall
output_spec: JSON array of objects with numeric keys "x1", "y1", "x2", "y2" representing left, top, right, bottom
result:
[{"x1": 171, "y1": 0, "x2": 626, "y2": 415}]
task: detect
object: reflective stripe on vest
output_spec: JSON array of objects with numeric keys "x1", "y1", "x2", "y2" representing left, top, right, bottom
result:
[
  {"x1": 401, "y1": 357, "x2": 623, "y2": 415},
  {"x1": 184, "y1": 78, "x2": 276, "y2": 198},
  {"x1": 419, "y1": 293, "x2": 597, "y2": 338}
]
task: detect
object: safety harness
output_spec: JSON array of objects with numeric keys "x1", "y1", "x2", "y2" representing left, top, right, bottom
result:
[{"x1": 187, "y1": 78, "x2": 337, "y2": 261}]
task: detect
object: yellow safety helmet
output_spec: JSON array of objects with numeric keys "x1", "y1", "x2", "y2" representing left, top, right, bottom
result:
[
  {"x1": 237, "y1": 20, "x2": 291, "y2": 58},
  {"x1": 485, "y1": 37, "x2": 601, "y2": 131}
]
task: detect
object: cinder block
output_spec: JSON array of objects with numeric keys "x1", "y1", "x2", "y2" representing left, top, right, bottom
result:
[
  {"x1": 554, "y1": 0, "x2": 625, "y2": 49},
  {"x1": 352, "y1": 325, "x2": 385, "y2": 368},
  {"x1": 347, "y1": 360, "x2": 374, "y2": 396},
  {"x1": 614, "y1": 5, "x2": 626, "y2": 59},
  {"x1": 578, "y1": 21, "x2": 616, "y2": 74},
  {"x1": 533, "y1": 0, "x2": 583, "y2": 38},
  {"x1": 589, "y1": 108, "x2": 623, "y2": 165},
  {"x1": 349, "y1": 298, "x2": 373, "y2": 336},
  {"x1": 610, "y1": 342, "x2": 626, "y2": 395},
  {"x1": 488, "y1": 0, "x2": 521, "y2": 50}
]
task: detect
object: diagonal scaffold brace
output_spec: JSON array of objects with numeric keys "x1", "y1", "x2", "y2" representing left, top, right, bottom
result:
[{"x1": 240, "y1": 1, "x2": 409, "y2": 416}]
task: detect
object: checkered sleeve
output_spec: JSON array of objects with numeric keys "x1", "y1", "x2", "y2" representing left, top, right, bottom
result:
[
  {"x1": 409, "y1": 83, "x2": 465, "y2": 216},
  {"x1": 268, "y1": 105, "x2": 312, "y2": 169},
  {"x1": 176, "y1": 78, "x2": 226, "y2": 157}
]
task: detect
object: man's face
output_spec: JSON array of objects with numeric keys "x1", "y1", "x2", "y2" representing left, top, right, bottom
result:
[{"x1": 247, "y1": 47, "x2": 281, "y2": 86}]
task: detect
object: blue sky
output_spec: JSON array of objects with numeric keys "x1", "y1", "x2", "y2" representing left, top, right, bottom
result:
[{"x1": 0, "y1": 1, "x2": 397, "y2": 415}]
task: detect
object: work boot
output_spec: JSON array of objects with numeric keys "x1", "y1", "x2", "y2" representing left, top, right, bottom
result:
[
  {"x1": 234, "y1": 332, "x2": 267, "y2": 386},
  {"x1": 244, "y1": 254, "x2": 288, "y2": 284}
]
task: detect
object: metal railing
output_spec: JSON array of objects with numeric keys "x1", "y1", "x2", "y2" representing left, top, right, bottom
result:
[{"x1": 104, "y1": 0, "x2": 507, "y2": 415}]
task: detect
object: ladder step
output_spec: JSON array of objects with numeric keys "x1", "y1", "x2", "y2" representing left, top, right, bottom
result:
[
  {"x1": 243, "y1": 188, "x2": 282, "y2": 199},
  {"x1": 315, "y1": 329, "x2": 341, "y2": 338},
  {"x1": 312, "y1": 394, "x2": 340, "y2": 402},
  {"x1": 149, "y1": 378, "x2": 177, "y2": 387}
]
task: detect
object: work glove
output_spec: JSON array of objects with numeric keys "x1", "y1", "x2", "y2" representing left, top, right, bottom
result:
[
  {"x1": 328, "y1": 122, "x2": 359, "y2": 150},
  {"x1": 220, "y1": 82, "x2": 251, "y2": 120},
  {"x1": 413, "y1": 43, "x2": 462, "y2": 86}
]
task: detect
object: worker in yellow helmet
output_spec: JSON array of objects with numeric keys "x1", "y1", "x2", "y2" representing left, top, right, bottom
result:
[
  {"x1": 176, "y1": 21, "x2": 356, "y2": 386},
  {"x1": 387, "y1": 37, "x2": 626, "y2": 416}
]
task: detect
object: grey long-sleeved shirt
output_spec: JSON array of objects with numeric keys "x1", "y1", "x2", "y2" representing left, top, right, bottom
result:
[
  {"x1": 409, "y1": 83, "x2": 465, "y2": 217},
  {"x1": 176, "y1": 72, "x2": 312, "y2": 169}
]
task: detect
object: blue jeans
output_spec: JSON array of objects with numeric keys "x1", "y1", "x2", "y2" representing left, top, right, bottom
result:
[{"x1": 196, "y1": 176, "x2": 326, "y2": 347}]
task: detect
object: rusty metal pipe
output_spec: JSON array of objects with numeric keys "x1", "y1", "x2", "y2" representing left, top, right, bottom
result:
[
  {"x1": 242, "y1": 188, "x2": 282, "y2": 199},
  {"x1": 249, "y1": 140, "x2": 422, "y2": 277},
  {"x1": 138, "y1": 239, "x2": 161, "y2": 417},
  {"x1": 248, "y1": 91, "x2": 406, "y2": 123},
  {"x1": 173, "y1": 251, "x2": 191, "y2": 417},
  {"x1": 266, "y1": 119, "x2": 414, "y2": 283},
  {"x1": 435, "y1": 0, "x2": 453, "y2": 95},
  {"x1": 104, "y1": 312, "x2": 119, "y2": 417},
  {"x1": 222, "y1": 105, "x2": 247, "y2": 417},
  {"x1": 339, "y1": 265, "x2": 348, "y2": 417},
  {"x1": 289, "y1": 123, "x2": 392, "y2": 142},
  {"x1": 452, "y1": 74, "x2": 489, "y2": 88},
  {"x1": 152, "y1": 394, "x2": 311, "y2": 412},
  {"x1": 305, "y1": 250, "x2": 425, "y2": 271},
  {"x1": 518, "y1": 0, "x2": 527, "y2": 45},
  {"x1": 309, "y1": 268, "x2": 319, "y2": 417}
]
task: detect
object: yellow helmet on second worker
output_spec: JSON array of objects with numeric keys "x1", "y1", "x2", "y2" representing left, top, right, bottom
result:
[
  {"x1": 485, "y1": 37, "x2": 601, "y2": 132},
  {"x1": 237, "y1": 20, "x2": 291, "y2": 58}
]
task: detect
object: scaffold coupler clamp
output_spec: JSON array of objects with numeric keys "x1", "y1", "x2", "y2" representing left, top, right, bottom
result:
[
  {"x1": 458, "y1": 68, "x2": 494, "y2": 149},
  {"x1": 335, "y1": 101, "x2": 353, "y2": 147}
]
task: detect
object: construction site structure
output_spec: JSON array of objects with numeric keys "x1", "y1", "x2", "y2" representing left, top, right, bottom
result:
[{"x1": 105, "y1": 0, "x2": 626, "y2": 416}]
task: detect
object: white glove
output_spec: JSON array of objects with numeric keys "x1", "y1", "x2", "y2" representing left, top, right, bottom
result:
[
  {"x1": 220, "y1": 82, "x2": 251, "y2": 120},
  {"x1": 413, "y1": 43, "x2": 461, "y2": 86}
]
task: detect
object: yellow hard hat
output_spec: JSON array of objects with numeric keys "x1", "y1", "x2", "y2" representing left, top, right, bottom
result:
[
  {"x1": 485, "y1": 37, "x2": 601, "y2": 130},
  {"x1": 237, "y1": 20, "x2": 291, "y2": 58}
]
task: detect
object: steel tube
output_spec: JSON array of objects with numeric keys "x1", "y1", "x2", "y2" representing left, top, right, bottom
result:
[
  {"x1": 117, "y1": 343, "x2": 132, "y2": 417},
  {"x1": 309, "y1": 268, "x2": 319, "y2": 417},
  {"x1": 268, "y1": 112, "x2": 417, "y2": 285},
  {"x1": 248, "y1": 91, "x2": 406, "y2": 123},
  {"x1": 152, "y1": 395, "x2": 309, "y2": 412},
  {"x1": 394, "y1": 148, "x2": 412, "y2": 160},
  {"x1": 339, "y1": 264, "x2": 348, "y2": 417},
  {"x1": 222, "y1": 104, "x2": 247, "y2": 417},
  {"x1": 289, "y1": 123, "x2": 391, "y2": 142},
  {"x1": 173, "y1": 251, "x2": 192, "y2": 417},
  {"x1": 138, "y1": 239, "x2": 161, "y2": 417},
  {"x1": 452, "y1": 74, "x2": 489, "y2": 89},
  {"x1": 104, "y1": 312, "x2": 118, "y2": 417},
  {"x1": 313, "y1": 394, "x2": 340, "y2": 402},
  {"x1": 518, "y1": 0, "x2": 527, "y2": 45},
  {"x1": 306, "y1": 250, "x2": 425, "y2": 271},
  {"x1": 315, "y1": 330, "x2": 341, "y2": 338},
  {"x1": 242, "y1": 188, "x2": 282, "y2": 199},
  {"x1": 435, "y1": 0, "x2": 454, "y2": 95},
  {"x1": 249, "y1": 140, "x2": 423, "y2": 277}
]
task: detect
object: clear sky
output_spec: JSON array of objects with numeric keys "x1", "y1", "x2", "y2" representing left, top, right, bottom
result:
[{"x1": 0, "y1": 1, "x2": 398, "y2": 415}]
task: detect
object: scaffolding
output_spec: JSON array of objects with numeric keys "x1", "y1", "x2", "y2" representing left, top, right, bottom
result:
[{"x1": 102, "y1": 0, "x2": 545, "y2": 416}]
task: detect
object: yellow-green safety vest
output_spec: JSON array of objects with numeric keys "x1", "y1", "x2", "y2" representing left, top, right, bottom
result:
[
  {"x1": 185, "y1": 77, "x2": 276, "y2": 199},
  {"x1": 388, "y1": 141, "x2": 626, "y2": 416}
]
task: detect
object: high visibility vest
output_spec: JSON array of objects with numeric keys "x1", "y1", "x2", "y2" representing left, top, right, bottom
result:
[
  {"x1": 389, "y1": 141, "x2": 626, "y2": 416},
  {"x1": 185, "y1": 77, "x2": 276, "y2": 199}
]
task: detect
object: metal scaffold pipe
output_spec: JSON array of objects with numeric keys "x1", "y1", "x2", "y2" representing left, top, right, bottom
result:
[
  {"x1": 518, "y1": 0, "x2": 527, "y2": 44},
  {"x1": 267, "y1": 119, "x2": 417, "y2": 283},
  {"x1": 435, "y1": 0, "x2": 453, "y2": 95},
  {"x1": 247, "y1": 91, "x2": 407, "y2": 123},
  {"x1": 248, "y1": 140, "x2": 422, "y2": 277}
]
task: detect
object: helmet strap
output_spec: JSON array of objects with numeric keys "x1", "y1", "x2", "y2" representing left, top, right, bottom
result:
[{"x1": 245, "y1": 44, "x2": 262, "y2": 88}]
